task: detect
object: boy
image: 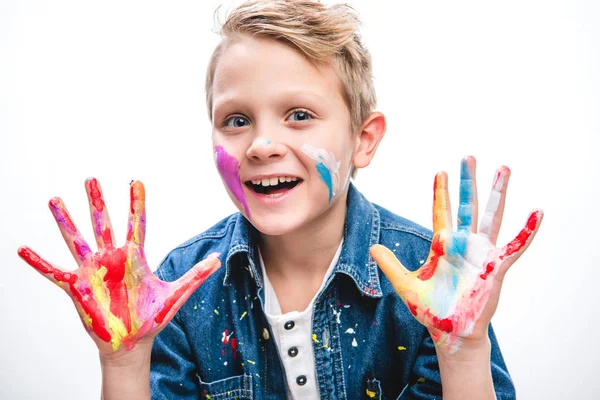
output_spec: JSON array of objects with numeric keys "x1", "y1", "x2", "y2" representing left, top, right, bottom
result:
[{"x1": 19, "y1": 1, "x2": 542, "y2": 399}]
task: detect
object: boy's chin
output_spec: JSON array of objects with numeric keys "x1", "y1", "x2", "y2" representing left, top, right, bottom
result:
[{"x1": 247, "y1": 213, "x2": 307, "y2": 237}]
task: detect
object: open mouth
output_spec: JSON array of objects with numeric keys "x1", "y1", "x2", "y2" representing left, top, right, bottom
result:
[{"x1": 245, "y1": 176, "x2": 302, "y2": 196}]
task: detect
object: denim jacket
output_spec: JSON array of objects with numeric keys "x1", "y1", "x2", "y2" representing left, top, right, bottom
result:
[{"x1": 150, "y1": 183, "x2": 516, "y2": 399}]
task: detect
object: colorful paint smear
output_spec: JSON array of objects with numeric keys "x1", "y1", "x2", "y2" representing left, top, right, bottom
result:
[
  {"x1": 214, "y1": 146, "x2": 251, "y2": 218},
  {"x1": 301, "y1": 144, "x2": 341, "y2": 203},
  {"x1": 370, "y1": 156, "x2": 543, "y2": 354},
  {"x1": 18, "y1": 179, "x2": 221, "y2": 352}
]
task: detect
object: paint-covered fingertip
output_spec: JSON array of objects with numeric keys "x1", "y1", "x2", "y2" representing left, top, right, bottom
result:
[
  {"x1": 369, "y1": 244, "x2": 396, "y2": 265},
  {"x1": 129, "y1": 180, "x2": 146, "y2": 199},
  {"x1": 17, "y1": 246, "x2": 39, "y2": 264},
  {"x1": 84, "y1": 177, "x2": 99, "y2": 186},
  {"x1": 206, "y1": 252, "x2": 221, "y2": 260},
  {"x1": 460, "y1": 157, "x2": 476, "y2": 180},
  {"x1": 48, "y1": 197, "x2": 63, "y2": 208},
  {"x1": 462, "y1": 155, "x2": 476, "y2": 166},
  {"x1": 528, "y1": 209, "x2": 544, "y2": 229},
  {"x1": 17, "y1": 245, "x2": 30, "y2": 258},
  {"x1": 492, "y1": 166, "x2": 511, "y2": 190},
  {"x1": 434, "y1": 171, "x2": 448, "y2": 189}
]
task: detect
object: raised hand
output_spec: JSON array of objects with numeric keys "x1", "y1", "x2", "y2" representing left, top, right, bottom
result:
[
  {"x1": 18, "y1": 179, "x2": 221, "y2": 355},
  {"x1": 370, "y1": 156, "x2": 543, "y2": 354}
]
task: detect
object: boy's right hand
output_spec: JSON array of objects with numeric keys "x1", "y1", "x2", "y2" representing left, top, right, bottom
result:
[{"x1": 17, "y1": 179, "x2": 221, "y2": 356}]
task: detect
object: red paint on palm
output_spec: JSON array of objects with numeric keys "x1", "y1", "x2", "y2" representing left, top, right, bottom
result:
[
  {"x1": 480, "y1": 261, "x2": 495, "y2": 280},
  {"x1": 417, "y1": 236, "x2": 445, "y2": 281},
  {"x1": 98, "y1": 248, "x2": 132, "y2": 332}
]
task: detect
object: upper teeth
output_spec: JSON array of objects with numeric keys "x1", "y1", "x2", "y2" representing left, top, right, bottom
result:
[{"x1": 251, "y1": 176, "x2": 298, "y2": 186}]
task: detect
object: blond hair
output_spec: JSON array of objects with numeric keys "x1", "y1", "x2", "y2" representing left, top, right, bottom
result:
[{"x1": 205, "y1": 0, "x2": 377, "y2": 134}]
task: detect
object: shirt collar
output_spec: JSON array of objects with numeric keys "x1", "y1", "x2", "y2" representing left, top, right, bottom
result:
[{"x1": 222, "y1": 182, "x2": 383, "y2": 298}]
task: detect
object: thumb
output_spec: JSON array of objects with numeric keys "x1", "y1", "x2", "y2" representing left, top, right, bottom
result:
[
  {"x1": 154, "y1": 254, "x2": 221, "y2": 325},
  {"x1": 370, "y1": 244, "x2": 414, "y2": 296}
]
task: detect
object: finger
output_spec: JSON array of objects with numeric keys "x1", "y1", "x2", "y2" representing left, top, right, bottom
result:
[
  {"x1": 479, "y1": 166, "x2": 511, "y2": 245},
  {"x1": 17, "y1": 246, "x2": 77, "y2": 289},
  {"x1": 85, "y1": 178, "x2": 116, "y2": 250},
  {"x1": 498, "y1": 209, "x2": 544, "y2": 269},
  {"x1": 370, "y1": 244, "x2": 414, "y2": 296},
  {"x1": 154, "y1": 254, "x2": 222, "y2": 325},
  {"x1": 49, "y1": 197, "x2": 92, "y2": 266},
  {"x1": 457, "y1": 156, "x2": 478, "y2": 233},
  {"x1": 127, "y1": 181, "x2": 146, "y2": 246},
  {"x1": 433, "y1": 172, "x2": 453, "y2": 233}
]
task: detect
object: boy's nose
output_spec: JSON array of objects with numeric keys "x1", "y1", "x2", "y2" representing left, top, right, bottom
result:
[{"x1": 246, "y1": 138, "x2": 288, "y2": 162}]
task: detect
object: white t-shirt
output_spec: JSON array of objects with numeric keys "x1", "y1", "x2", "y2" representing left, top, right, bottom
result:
[{"x1": 259, "y1": 240, "x2": 344, "y2": 400}]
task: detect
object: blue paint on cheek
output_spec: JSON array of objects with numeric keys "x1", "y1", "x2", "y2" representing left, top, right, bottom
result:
[
  {"x1": 316, "y1": 162, "x2": 333, "y2": 202},
  {"x1": 265, "y1": 140, "x2": 271, "y2": 146}
]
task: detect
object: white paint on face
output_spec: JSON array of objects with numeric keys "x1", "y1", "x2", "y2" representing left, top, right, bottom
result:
[{"x1": 301, "y1": 143, "x2": 341, "y2": 200}]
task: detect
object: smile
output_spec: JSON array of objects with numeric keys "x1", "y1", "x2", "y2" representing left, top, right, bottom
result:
[{"x1": 244, "y1": 176, "x2": 303, "y2": 196}]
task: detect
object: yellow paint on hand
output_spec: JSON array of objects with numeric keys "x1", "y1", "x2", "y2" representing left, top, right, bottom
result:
[
  {"x1": 312, "y1": 334, "x2": 320, "y2": 343},
  {"x1": 366, "y1": 388, "x2": 377, "y2": 398},
  {"x1": 398, "y1": 346, "x2": 406, "y2": 351}
]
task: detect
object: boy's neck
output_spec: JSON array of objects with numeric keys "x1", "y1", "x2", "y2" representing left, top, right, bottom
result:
[{"x1": 258, "y1": 190, "x2": 348, "y2": 282}]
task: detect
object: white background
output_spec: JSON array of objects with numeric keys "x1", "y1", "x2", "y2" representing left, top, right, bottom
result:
[{"x1": 1, "y1": 0, "x2": 598, "y2": 398}]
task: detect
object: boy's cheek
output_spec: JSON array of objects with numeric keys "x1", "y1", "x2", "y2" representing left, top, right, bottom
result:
[
  {"x1": 213, "y1": 145, "x2": 251, "y2": 219},
  {"x1": 300, "y1": 143, "x2": 346, "y2": 204}
]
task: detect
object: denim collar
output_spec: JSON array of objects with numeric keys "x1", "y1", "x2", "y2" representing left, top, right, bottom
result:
[{"x1": 222, "y1": 182, "x2": 383, "y2": 298}]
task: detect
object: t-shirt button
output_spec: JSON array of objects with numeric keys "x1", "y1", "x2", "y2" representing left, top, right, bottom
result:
[
  {"x1": 288, "y1": 346, "x2": 299, "y2": 357},
  {"x1": 284, "y1": 320, "x2": 295, "y2": 330},
  {"x1": 296, "y1": 375, "x2": 307, "y2": 386}
]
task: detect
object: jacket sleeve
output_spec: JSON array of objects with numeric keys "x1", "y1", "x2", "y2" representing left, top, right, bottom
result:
[
  {"x1": 150, "y1": 264, "x2": 201, "y2": 400},
  {"x1": 398, "y1": 324, "x2": 517, "y2": 400}
]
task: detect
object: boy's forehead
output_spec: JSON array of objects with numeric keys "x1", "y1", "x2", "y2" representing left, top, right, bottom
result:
[{"x1": 212, "y1": 35, "x2": 343, "y2": 108}]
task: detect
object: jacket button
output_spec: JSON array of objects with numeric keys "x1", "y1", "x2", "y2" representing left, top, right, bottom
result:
[
  {"x1": 288, "y1": 346, "x2": 298, "y2": 357},
  {"x1": 284, "y1": 320, "x2": 295, "y2": 330},
  {"x1": 296, "y1": 375, "x2": 307, "y2": 386}
]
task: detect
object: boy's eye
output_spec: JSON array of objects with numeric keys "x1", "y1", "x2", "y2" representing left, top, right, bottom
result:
[
  {"x1": 287, "y1": 110, "x2": 312, "y2": 122},
  {"x1": 224, "y1": 116, "x2": 250, "y2": 128}
]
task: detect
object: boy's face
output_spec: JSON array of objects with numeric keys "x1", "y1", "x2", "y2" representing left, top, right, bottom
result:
[{"x1": 211, "y1": 34, "x2": 358, "y2": 236}]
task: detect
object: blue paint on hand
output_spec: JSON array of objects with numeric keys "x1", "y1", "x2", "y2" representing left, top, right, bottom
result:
[{"x1": 457, "y1": 158, "x2": 474, "y2": 231}]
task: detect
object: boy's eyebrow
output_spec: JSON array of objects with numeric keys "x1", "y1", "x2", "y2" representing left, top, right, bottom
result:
[{"x1": 213, "y1": 90, "x2": 330, "y2": 115}]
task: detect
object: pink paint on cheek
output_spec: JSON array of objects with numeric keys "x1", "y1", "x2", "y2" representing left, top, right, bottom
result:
[{"x1": 214, "y1": 146, "x2": 250, "y2": 218}]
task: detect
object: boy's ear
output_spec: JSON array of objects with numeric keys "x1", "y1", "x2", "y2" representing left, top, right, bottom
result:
[{"x1": 353, "y1": 112, "x2": 386, "y2": 169}]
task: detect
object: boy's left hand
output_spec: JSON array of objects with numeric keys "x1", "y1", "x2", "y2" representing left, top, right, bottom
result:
[{"x1": 370, "y1": 156, "x2": 543, "y2": 354}]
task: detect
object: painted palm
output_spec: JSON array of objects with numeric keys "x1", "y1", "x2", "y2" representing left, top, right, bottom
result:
[
  {"x1": 18, "y1": 179, "x2": 221, "y2": 354},
  {"x1": 370, "y1": 157, "x2": 543, "y2": 354}
]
